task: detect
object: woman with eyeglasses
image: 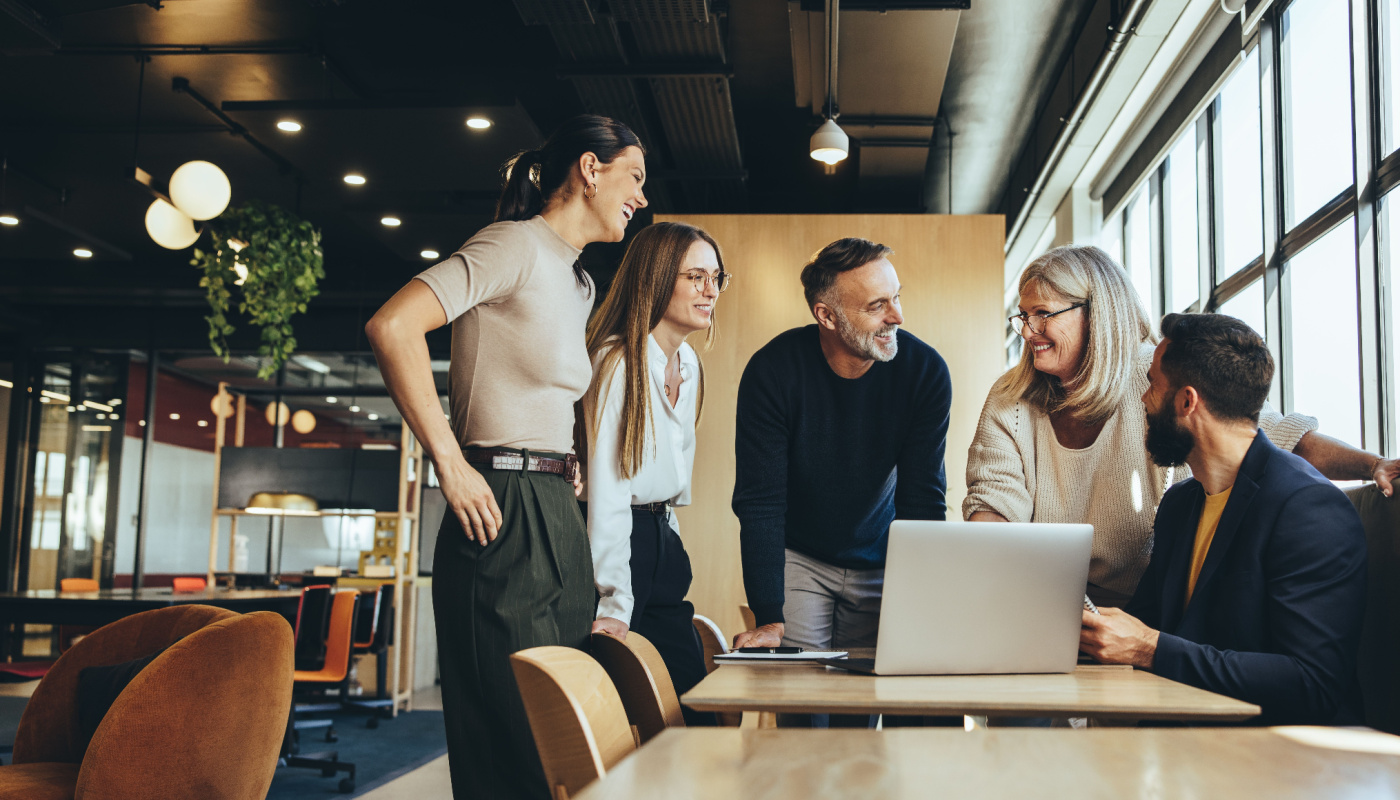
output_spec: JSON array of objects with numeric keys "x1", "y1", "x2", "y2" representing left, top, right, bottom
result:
[
  {"x1": 965, "y1": 245, "x2": 1399, "y2": 607},
  {"x1": 582, "y1": 221, "x2": 727, "y2": 715}
]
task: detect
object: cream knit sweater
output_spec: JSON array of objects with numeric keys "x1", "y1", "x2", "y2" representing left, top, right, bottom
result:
[{"x1": 963, "y1": 343, "x2": 1317, "y2": 605}]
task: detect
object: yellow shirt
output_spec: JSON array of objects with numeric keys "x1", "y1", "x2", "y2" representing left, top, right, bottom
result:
[{"x1": 1186, "y1": 486, "x2": 1233, "y2": 606}]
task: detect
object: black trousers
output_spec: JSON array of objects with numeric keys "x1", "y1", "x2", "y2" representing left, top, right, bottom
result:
[
  {"x1": 433, "y1": 454, "x2": 594, "y2": 800},
  {"x1": 627, "y1": 507, "x2": 711, "y2": 725}
]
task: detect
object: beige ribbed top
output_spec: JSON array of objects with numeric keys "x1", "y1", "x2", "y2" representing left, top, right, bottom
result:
[
  {"x1": 963, "y1": 343, "x2": 1318, "y2": 605},
  {"x1": 415, "y1": 215, "x2": 594, "y2": 453}
]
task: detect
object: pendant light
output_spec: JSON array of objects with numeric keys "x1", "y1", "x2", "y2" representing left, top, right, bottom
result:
[{"x1": 810, "y1": 0, "x2": 848, "y2": 169}]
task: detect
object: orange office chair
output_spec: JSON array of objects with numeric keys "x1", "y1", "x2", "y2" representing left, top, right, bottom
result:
[
  {"x1": 57, "y1": 579, "x2": 100, "y2": 653},
  {"x1": 281, "y1": 589, "x2": 359, "y2": 793},
  {"x1": 345, "y1": 584, "x2": 395, "y2": 728}
]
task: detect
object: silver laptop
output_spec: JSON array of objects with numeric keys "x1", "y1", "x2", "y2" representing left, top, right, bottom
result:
[{"x1": 825, "y1": 520, "x2": 1092, "y2": 675}]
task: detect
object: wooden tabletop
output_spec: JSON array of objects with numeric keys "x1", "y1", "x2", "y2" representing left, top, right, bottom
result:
[
  {"x1": 1, "y1": 588, "x2": 301, "y2": 602},
  {"x1": 573, "y1": 728, "x2": 1400, "y2": 799},
  {"x1": 681, "y1": 658, "x2": 1260, "y2": 722}
]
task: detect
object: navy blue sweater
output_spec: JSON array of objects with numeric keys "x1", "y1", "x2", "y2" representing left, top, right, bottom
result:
[{"x1": 732, "y1": 325, "x2": 952, "y2": 626}]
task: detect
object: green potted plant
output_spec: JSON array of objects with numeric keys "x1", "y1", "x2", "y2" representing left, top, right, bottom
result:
[{"x1": 192, "y1": 200, "x2": 325, "y2": 379}]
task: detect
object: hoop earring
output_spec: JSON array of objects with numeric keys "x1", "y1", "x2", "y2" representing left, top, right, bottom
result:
[{"x1": 584, "y1": 183, "x2": 597, "y2": 200}]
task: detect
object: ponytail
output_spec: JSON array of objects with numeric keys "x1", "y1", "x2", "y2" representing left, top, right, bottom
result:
[
  {"x1": 495, "y1": 149, "x2": 545, "y2": 223},
  {"x1": 494, "y1": 115, "x2": 644, "y2": 297}
]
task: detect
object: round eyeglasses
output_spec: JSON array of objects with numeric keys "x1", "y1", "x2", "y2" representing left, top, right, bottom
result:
[{"x1": 681, "y1": 270, "x2": 732, "y2": 293}]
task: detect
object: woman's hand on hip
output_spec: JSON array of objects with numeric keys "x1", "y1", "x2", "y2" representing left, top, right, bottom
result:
[
  {"x1": 437, "y1": 453, "x2": 503, "y2": 546},
  {"x1": 592, "y1": 617, "x2": 630, "y2": 639}
]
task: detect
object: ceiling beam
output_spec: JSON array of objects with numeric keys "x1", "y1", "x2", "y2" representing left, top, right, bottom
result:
[
  {"x1": 0, "y1": 0, "x2": 60, "y2": 48},
  {"x1": 171, "y1": 77, "x2": 301, "y2": 178},
  {"x1": 558, "y1": 64, "x2": 734, "y2": 79},
  {"x1": 221, "y1": 96, "x2": 515, "y2": 112}
]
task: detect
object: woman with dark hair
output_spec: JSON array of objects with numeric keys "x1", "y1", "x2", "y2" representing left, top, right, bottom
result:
[
  {"x1": 365, "y1": 114, "x2": 647, "y2": 800},
  {"x1": 582, "y1": 222, "x2": 727, "y2": 717}
]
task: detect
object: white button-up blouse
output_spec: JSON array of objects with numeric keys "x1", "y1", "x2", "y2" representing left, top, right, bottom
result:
[{"x1": 585, "y1": 335, "x2": 699, "y2": 626}]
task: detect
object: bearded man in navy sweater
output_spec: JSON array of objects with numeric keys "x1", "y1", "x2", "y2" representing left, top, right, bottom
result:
[{"x1": 731, "y1": 238, "x2": 953, "y2": 725}]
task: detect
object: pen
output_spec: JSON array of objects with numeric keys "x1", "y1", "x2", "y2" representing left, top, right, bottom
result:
[{"x1": 1083, "y1": 594, "x2": 1100, "y2": 615}]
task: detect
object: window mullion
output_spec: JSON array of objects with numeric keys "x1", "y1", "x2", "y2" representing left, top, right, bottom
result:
[
  {"x1": 1260, "y1": 13, "x2": 1289, "y2": 412},
  {"x1": 1353, "y1": 0, "x2": 1383, "y2": 452}
]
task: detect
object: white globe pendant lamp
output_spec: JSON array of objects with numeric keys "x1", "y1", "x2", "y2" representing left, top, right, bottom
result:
[
  {"x1": 145, "y1": 198, "x2": 200, "y2": 250},
  {"x1": 169, "y1": 160, "x2": 231, "y2": 221},
  {"x1": 810, "y1": 118, "x2": 849, "y2": 165}
]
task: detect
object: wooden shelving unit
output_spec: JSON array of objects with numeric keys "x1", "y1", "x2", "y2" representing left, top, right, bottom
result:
[{"x1": 207, "y1": 382, "x2": 424, "y2": 716}]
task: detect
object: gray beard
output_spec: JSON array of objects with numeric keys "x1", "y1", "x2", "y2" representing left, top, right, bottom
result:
[{"x1": 833, "y1": 307, "x2": 898, "y2": 362}]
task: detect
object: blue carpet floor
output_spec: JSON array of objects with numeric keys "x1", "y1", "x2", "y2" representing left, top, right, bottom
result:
[{"x1": 269, "y1": 708, "x2": 448, "y2": 799}]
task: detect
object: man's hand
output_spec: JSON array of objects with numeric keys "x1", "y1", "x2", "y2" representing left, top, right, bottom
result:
[
  {"x1": 1079, "y1": 608, "x2": 1159, "y2": 669},
  {"x1": 1372, "y1": 457, "x2": 1400, "y2": 498},
  {"x1": 733, "y1": 622, "x2": 784, "y2": 649},
  {"x1": 592, "y1": 617, "x2": 629, "y2": 639},
  {"x1": 436, "y1": 453, "x2": 503, "y2": 546}
]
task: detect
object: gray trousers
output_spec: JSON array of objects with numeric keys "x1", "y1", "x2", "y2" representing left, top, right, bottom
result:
[{"x1": 779, "y1": 548, "x2": 882, "y2": 728}]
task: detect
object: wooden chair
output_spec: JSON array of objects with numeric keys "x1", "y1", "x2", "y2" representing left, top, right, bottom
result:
[
  {"x1": 510, "y1": 646, "x2": 635, "y2": 800},
  {"x1": 692, "y1": 615, "x2": 743, "y2": 727},
  {"x1": 589, "y1": 632, "x2": 683, "y2": 744}
]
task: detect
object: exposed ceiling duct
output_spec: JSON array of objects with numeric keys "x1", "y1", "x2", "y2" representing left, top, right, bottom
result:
[{"x1": 515, "y1": 0, "x2": 746, "y2": 212}]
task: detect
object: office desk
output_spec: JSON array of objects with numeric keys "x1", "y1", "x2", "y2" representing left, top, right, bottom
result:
[
  {"x1": 682, "y1": 657, "x2": 1260, "y2": 723},
  {"x1": 575, "y1": 728, "x2": 1400, "y2": 799},
  {"x1": 0, "y1": 588, "x2": 303, "y2": 658}
]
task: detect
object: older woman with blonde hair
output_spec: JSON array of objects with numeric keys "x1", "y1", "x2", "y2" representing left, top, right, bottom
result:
[{"x1": 966, "y1": 244, "x2": 1398, "y2": 607}]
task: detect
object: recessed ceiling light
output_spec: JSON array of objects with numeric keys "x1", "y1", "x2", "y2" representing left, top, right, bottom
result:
[
  {"x1": 420, "y1": 249, "x2": 439, "y2": 260},
  {"x1": 0, "y1": 215, "x2": 18, "y2": 226},
  {"x1": 169, "y1": 413, "x2": 180, "y2": 420},
  {"x1": 466, "y1": 117, "x2": 492, "y2": 130},
  {"x1": 197, "y1": 420, "x2": 209, "y2": 427},
  {"x1": 73, "y1": 248, "x2": 93, "y2": 258},
  {"x1": 277, "y1": 120, "x2": 303, "y2": 132},
  {"x1": 368, "y1": 413, "x2": 379, "y2": 421},
  {"x1": 381, "y1": 216, "x2": 401, "y2": 227},
  {"x1": 326, "y1": 396, "x2": 338, "y2": 404},
  {"x1": 343, "y1": 174, "x2": 366, "y2": 185},
  {"x1": 349, "y1": 405, "x2": 361, "y2": 412}
]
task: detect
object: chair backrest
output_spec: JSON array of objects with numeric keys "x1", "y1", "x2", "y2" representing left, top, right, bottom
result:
[
  {"x1": 15, "y1": 604, "x2": 239, "y2": 765},
  {"x1": 510, "y1": 646, "x2": 635, "y2": 800},
  {"x1": 1349, "y1": 485, "x2": 1400, "y2": 734},
  {"x1": 293, "y1": 585, "x2": 334, "y2": 671},
  {"x1": 738, "y1": 604, "x2": 756, "y2": 632},
  {"x1": 60, "y1": 578, "x2": 99, "y2": 593},
  {"x1": 353, "y1": 588, "x2": 381, "y2": 649},
  {"x1": 588, "y1": 632, "x2": 684, "y2": 744},
  {"x1": 692, "y1": 615, "x2": 728, "y2": 675},
  {"x1": 296, "y1": 590, "x2": 359, "y2": 683}
]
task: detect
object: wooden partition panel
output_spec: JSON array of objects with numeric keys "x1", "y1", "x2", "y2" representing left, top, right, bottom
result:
[{"x1": 655, "y1": 214, "x2": 1006, "y2": 638}]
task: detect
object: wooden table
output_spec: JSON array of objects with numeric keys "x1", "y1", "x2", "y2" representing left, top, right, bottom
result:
[
  {"x1": 682, "y1": 652, "x2": 1260, "y2": 722},
  {"x1": 0, "y1": 588, "x2": 303, "y2": 659},
  {"x1": 574, "y1": 728, "x2": 1400, "y2": 799}
]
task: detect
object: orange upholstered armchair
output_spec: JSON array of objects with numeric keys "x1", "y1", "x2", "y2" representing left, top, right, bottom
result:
[{"x1": 0, "y1": 604, "x2": 294, "y2": 800}]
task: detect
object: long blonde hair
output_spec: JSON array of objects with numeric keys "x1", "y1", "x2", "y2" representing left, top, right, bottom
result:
[
  {"x1": 583, "y1": 222, "x2": 722, "y2": 479},
  {"x1": 996, "y1": 245, "x2": 1155, "y2": 423}
]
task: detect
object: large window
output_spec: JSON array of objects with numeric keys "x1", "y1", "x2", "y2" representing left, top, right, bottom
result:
[
  {"x1": 1165, "y1": 132, "x2": 1201, "y2": 313},
  {"x1": 1099, "y1": 0, "x2": 1400, "y2": 454},
  {"x1": 1281, "y1": 0, "x2": 1355, "y2": 226},
  {"x1": 1219, "y1": 50, "x2": 1266, "y2": 277},
  {"x1": 1288, "y1": 220, "x2": 1362, "y2": 446}
]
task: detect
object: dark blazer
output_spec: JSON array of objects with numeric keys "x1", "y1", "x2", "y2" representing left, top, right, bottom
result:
[{"x1": 1126, "y1": 431, "x2": 1368, "y2": 725}]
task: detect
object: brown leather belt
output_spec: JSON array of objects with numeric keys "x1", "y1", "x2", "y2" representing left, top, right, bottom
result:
[
  {"x1": 631, "y1": 501, "x2": 670, "y2": 513},
  {"x1": 464, "y1": 448, "x2": 578, "y2": 482}
]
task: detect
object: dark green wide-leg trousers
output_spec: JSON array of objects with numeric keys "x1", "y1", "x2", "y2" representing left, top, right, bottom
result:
[{"x1": 433, "y1": 454, "x2": 594, "y2": 800}]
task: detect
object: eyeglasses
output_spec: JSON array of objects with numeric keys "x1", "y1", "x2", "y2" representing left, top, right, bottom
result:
[
  {"x1": 681, "y1": 270, "x2": 733, "y2": 293},
  {"x1": 1009, "y1": 302, "x2": 1086, "y2": 336}
]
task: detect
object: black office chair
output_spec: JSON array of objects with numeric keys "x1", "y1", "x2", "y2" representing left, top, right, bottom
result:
[
  {"x1": 344, "y1": 584, "x2": 396, "y2": 728},
  {"x1": 279, "y1": 587, "x2": 360, "y2": 793}
]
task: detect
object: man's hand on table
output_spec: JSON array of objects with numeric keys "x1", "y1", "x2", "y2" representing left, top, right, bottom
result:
[
  {"x1": 733, "y1": 622, "x2": 784, "y2": 649},
  {"x1": 1079, "y1": 607, "x2": 1159, "y2": 669}
]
